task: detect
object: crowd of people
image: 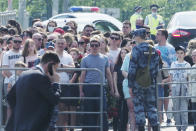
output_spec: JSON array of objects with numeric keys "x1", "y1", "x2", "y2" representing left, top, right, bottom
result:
[{"x1": 0, "y1": 4, "x2": 196, "y2": 131}]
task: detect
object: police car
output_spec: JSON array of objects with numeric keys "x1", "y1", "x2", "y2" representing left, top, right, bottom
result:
[{"x1": 42, "y1": 6, "x2": 123, "y2": 32}]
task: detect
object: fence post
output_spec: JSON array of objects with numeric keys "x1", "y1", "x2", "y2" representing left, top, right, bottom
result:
[{"x1": 0, "y1": 73, "x2": 4, "y2": 130}]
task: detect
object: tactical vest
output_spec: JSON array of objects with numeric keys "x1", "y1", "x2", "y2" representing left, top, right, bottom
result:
[
  {"x1": 147, "y1": 14, "x2": 163, "y2": 35},
  {"x1": 130, "y1": 13, "x2": 143, "y2": 30}
]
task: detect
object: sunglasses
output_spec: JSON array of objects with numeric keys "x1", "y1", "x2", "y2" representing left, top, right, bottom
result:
[
  {"x1": 146, "y1": 32, "x2": 150, "y2": 34},
  {"x1": 110, "y1": 36, "x2": 120, "y2": 40},
  {"x1": 123, "y1": 26, "x2": 129, "y2": 29},
  {"x1": 35, "y1": 38, "x2": 43, "y2": 41},
  {"x1": 78, "y1": 42, "x2": 85, "y2": 45},
  {"x1": 13, "y1": 40, "x2": 22, "y2": 44},
  {"x1": 36, "y1": 25, "x2": 43, "y2": 28},
  {"x1": 90, "y1": 44, "x2": 99, "y2": 47},
  {"x1": 48, "y1": 39, "x2": 54, "y2": 42},
  {"x1": 131, "y1": 41, "x2": 136, "y2": 44}
]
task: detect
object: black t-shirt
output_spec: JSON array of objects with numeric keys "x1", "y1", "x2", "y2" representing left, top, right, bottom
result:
[{"x1": 114, "y1": 63, "x2": 124, "y2": 97}]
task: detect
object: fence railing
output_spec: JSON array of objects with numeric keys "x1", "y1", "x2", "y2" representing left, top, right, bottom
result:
[
  {"x1": 157, "y1": 67, "x2": 196, "y2": 130},
  {"x1": 0, "y1": 11, "x2": 17, "y2": 26},
  {"x1": 0, "y1": 67, "x2": 104, "y2": 131}
]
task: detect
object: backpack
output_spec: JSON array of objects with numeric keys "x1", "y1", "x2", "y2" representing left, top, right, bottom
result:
[{"x1": 135, "y1": 45, "x2": 152, "y2": 88}]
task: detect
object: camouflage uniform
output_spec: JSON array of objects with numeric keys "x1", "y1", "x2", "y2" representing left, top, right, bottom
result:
[{"x1": 128, "y1": 42, "x2": 160, "y2": 128}]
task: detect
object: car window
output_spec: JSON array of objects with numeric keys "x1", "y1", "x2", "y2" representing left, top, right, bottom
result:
[
  {"x1": 94, "y1": 21, "x2": 120, "y2": 32},
  {"x1": 52, "y1": 15, "x2": 76, "y2": 19},
  {"x1": 177, "y1": 13, "x2": 196, "y2": 27},
  {"x1": 167, "y1": 15, "x2": 177, "y2": 29}
]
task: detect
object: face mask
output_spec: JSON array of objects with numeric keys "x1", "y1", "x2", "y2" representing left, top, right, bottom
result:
[
  {"x1": 138, "y1": 11, "x2": 142, "y2": 15},
  {"x1": 48, "y1": 26, "x2": 55, "y2": 32},
  {"x1": 152, "y1": 12, "x2": 157, "y2": 16},
  {"x1": 136, "y1": 25, "x2": 143, "y2": 29}
]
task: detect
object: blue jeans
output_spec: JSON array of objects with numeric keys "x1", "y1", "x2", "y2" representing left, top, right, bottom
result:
[{"x1": 83, "y1": 85, "x2": 108, "y2": 131}]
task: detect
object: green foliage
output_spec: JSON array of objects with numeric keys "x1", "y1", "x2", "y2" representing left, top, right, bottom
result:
[{"x1": 1, "y1": 0, "x2": 196, "y2": 26}]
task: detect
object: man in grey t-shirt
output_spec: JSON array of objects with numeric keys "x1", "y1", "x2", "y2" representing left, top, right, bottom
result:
[{"x1": 80, "y1": 36, "x2": 114, "y2": 131}]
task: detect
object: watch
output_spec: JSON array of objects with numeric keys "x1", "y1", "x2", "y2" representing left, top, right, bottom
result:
[{"x1": 61, "y1": 64, "x2": 63, "y2": 68}]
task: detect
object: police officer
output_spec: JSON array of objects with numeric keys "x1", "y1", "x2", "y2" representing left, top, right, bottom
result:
[
  {"x1": 130, "y1": 6, "x2": 143, "y2": 30},
  {"x1": 128, "y1": 28, "x2": 160, "y2": 131},
  {"x1": 144, "y1": 4, "x2": 164, "y2": 40}
]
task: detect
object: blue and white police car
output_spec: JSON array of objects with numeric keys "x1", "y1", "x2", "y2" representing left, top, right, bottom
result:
[{"x1": 42, "y1": 6, "x2": 123, "y2": 32}]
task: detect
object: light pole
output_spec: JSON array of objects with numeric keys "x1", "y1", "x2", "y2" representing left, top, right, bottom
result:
[
  {"x1": 18, "y1": 0, "x2": 29, "y2": 29},
  {"x1": 8, "y1": 0, "x2": 13, "y2": 11},
  {"x1": 63, "y1": 0, "x2": 70, "y2": 13},
  {"x1": 52, "y1": 0, "x2": 59, "y2": 16}
]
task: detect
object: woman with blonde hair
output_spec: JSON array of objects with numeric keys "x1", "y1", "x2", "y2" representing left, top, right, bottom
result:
[
  {"x1": 99, "y1": 35, "x2": 109, "y2": 55},
  {"x1": 185, "y1": 39, "x2": 196, "y2": 66},
  {"x1": 19, "y1": 39, "x2": 39, "y2": 68}
]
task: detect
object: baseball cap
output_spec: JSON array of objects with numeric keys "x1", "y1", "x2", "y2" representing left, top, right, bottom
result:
[
  {"x1": 132, "y1": 28, "x2": 146, "y2": 37},
  {"x1": 175, "y1": 46, "x2": 186, "y2": 52},
  {"x1": 53, "y1": 28, "x2": 65, "y2": 35}
]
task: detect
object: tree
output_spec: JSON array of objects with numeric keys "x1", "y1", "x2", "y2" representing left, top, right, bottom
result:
[{"x1": 1, "y1": 0, "x2": 196, "y2": 26}]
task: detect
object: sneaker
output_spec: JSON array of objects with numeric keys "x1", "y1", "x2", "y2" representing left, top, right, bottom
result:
[{"x1": 166, "y1": 119, "x2": 171, "y2": 125}]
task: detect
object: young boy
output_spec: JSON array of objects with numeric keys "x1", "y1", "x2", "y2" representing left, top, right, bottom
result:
[
  {"x1": 7, "y1": 61, "x2": 27, "y2": 92},
  {"x1": 170, "y1": 46, "x2": 191, "y2": 131},
  {"x1": 6, "y1": 61, "x2": 27, "y2": 122}
]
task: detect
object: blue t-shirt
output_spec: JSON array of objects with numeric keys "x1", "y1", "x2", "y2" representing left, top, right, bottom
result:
[
  {"x1": 155, "y1": 43, "x2": 176, "y2": 67},
  {"x1": 80, "y1": 53, "x2": 109, "y2": 83},
  {"x1": 121, "y1": 52, "x2": 131, "y2": 88}
]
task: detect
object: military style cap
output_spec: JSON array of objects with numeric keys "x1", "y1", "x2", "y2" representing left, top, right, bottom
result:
[
  {"x1": 134, "y1": 6, "x2": 142, "y2": 12},
  {"x1": 150, "y1": 4, "x2": 159, "y2": 9}
]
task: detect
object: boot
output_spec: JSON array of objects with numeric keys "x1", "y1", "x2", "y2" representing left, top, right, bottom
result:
[
  {"x1": 138, "y1": 125, "x2": 145, "y2": 131},
  {"x1": 152, "y1": 126, "x2": 159, "y2": 131}
]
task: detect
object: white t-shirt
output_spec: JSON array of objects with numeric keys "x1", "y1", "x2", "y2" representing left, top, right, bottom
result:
[
  {"x1": 170, "y1": 61, "x2": 191, "y2": 87},
  {"x1": 38, "y1": 49, "x2": 45, "y2": 56},
  {"x1": 2, "y1": 50, "x2": 21, "y2": 83},
  {"x1": 107, "y1": 48, "x2": 120, "y2": 69},
  {"x1": 19, "y1": 54, "x2": 39, "y2": 68},
  {"x1": 58, "y1": 51, "x2": 74, "y2": 84},
  {"x1": 8, "y1": 74, "x2": 19, "y2": 87}
]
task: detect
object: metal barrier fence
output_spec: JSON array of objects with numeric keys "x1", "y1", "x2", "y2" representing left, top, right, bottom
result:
[
  {"x1": 157, "y1": 67, "x2": 196, "y2": 130},
  {"x1": 0, "y1": 67, "x2": 104, "y2": 131},
  {"x1": 0, "y1": 11, "x2": 17, "y2": 26}
]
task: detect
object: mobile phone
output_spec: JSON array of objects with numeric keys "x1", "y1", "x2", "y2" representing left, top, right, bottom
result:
[{"x1": 48, "y1": 63, "x2": 54, "y2": 76}]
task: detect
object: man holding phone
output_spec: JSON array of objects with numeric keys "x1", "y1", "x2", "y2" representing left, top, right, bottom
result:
[{"x1": 5, "y1": 51, "x2": 61, "y2": 131}]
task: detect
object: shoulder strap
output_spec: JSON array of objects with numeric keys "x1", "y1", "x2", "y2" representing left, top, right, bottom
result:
[
  {"x1": 23, "y1": 56, "x2": 26, "y2": 63},
  {"x1": 147, "y1": 45, "x2": 152, "y2": 69},
  {"x1": 130, "y1": 53, "x2": 132, "y2": 60}
]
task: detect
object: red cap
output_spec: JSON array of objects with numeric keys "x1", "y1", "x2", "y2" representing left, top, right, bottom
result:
[{"x1": 54, "y1": 28, "x2": 65, "y2": 35}]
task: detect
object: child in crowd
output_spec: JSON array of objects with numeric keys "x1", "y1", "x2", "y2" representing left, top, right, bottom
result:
[
  {"x1": 170, "y1": 46, "x2": 191, "y2": 131},
  {"x1": 7, "y1": 61, "x2": 27, "y2": 121},
  {"x1": 190, "y1": 49, "x2": 196, "y2": 131},
  {"x1": 7, "y1": 61, "x2": 27, "y2": 93}
]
